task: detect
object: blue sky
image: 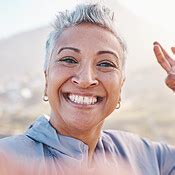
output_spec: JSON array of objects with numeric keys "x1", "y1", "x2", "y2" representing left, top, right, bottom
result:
[{"x1": 0, "y1": 0, "x2": 175, "y2": 39}]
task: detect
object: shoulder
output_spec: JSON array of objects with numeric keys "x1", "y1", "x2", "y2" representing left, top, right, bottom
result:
[
  {"x1": 101, "y1": 130, "x2": 158, "y2": 157},
  {"x1": 102, "y1": 129, "x2": 175, "y2": 152},
  {"x1": 0, "y1": 115, "x2": 49, "y2": 155},
  {"x1": 102, "y1": 129, "x2": 150, "y2": 146},
  {"x1": 0, "y1": 135, "x2": 48, "y2": 174},
  {"x1": 0, "y1": 134, "x2": 35, "y2": 146},
  {"x1": 102, "y1": 130, "x2": 175, "y2": 173},
  {"x1": 0, "y1": 134, "x2": 41, "y2": 156}
]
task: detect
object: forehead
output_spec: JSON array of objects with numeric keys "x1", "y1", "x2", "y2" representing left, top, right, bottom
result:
[{"x1": 54, "y1": 23, "x2": 123, "y2": 58}]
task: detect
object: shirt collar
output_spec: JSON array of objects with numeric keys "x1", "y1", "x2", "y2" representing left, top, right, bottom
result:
[{"x1": 25, "y1": 115, "x2": 89, "y2": 159}]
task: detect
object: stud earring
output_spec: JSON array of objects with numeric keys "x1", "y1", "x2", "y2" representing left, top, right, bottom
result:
[
  {"x1": 43, "y1": 94, "x2": 48, "y2": 102},
  {"x1": 116, "y1": 100, "x2": 121, "y2": 109}
]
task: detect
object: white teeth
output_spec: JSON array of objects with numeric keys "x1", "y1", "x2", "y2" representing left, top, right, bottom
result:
[
  {"x1": 79, "y1": 96, "x2": 84, "y2": 104},
  {"x1": 75, "y1": 95, "x2": 78, "y2": 102},
  {"x1": 68, "y1": 94, "x2": 98, "y2": 105}
]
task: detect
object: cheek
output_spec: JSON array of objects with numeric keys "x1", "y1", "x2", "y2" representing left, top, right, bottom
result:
[
  {"x1": 101, "y1": 73, "x2": 122, "y2": 103},
  {"x1": 108, "y1": 81, "x2": 121, "y2": 102},
  {"x1": 101, "y1": 76, "x2": 122, "y2": 117},
  {"x1": 100, "y1": 72, "x2": 122, "y2": 92},
  {"x1": 47, "y1": 68, "x2": 70, "y2": 94}
]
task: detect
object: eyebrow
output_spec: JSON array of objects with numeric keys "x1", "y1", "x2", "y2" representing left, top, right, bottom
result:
[
  {"x1": 97, "y1": 50, "x2": 119, "y2": 60},
  {"x1": 57, "y1": 47, "x2": 80, "y2": 54},
  {"x1": 57, "y1": 47, "x2": 119, "y2": 60}
]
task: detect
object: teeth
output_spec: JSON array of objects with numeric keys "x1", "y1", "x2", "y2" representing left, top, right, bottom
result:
[{"x1": 68, "y1": 94, "x2": 98, "y2": 105}]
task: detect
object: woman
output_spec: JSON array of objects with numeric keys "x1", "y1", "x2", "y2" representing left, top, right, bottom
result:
[{"x1": 0, "y1": 3, "x2": 175, "y2": 175}]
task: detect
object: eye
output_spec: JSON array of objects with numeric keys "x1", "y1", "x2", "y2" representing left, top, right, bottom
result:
[
  {"x1": 97, "y1": 61, "x2": 117, "y2": 68},
  {"x1": 59, "y1": 56, "x2": 78, "y2": 64}
]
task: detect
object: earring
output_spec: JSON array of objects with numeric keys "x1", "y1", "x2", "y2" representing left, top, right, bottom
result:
[
  {"x1": 116, "y1": 100, "x2": 121, "y2": 109},
  {"x1": 43, "y1": 95, "x2": 48, "y2": 102}
]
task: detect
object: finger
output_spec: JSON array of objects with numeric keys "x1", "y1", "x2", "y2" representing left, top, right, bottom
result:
[
  {"x1": 171, "y1": 47, "x2": 175, "y2": 55},
  {"x1": 154, "y1": 42, "x2": 175, "y2": 65},
  {"x1": 153, "y1": 44, "x2": 171, "y2": 73},
  {"x1": 165, "y1": 74, "x2": 175, "y2": 92}
]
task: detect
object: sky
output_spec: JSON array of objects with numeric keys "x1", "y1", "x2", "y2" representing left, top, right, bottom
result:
[
  {"x1": 120, "y1": 0, "x2": 175, "y2": 32},
  {"x1": 0, "y1": 0, "x2": 175, "y2": 39}
]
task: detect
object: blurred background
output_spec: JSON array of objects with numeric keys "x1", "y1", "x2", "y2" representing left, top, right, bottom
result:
[{"x1": 0, "y1": 0, "x2": 175, "y2": 144}]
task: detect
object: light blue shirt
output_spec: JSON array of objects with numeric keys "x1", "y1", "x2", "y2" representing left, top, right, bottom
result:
[{"x1": 0, "y1": 115, "x2": 175, "y2": 174}]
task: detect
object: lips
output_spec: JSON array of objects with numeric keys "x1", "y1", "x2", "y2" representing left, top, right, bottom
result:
[{"x1": 63, "y1": 93, "x2": 103, "y2": 105}]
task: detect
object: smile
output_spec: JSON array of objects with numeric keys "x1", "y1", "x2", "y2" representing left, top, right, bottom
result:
[{"x1": 64, "y1": 93, "x2": 103, "y2": 105}]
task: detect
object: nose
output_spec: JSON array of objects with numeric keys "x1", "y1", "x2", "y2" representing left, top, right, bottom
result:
[{"x1": 71, "y1": 65, "x2": 99, "y2": 88}]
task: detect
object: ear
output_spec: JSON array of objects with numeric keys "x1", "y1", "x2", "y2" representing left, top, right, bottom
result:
[
  {"x1": 44, "y1": 70, "x2": 48, "y2": 96},
  {"x1": 121, "y1": 76, "x2": 125, "y2": 87},
  {"x1": 121, "y1": 69, "x2": 126, "y2": 86},
  {"x1": 119, "y1": 76, "x2": 125, "y2": 102}
]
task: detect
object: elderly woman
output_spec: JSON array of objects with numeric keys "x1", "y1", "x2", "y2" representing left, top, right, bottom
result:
[{"x1": 0, "y1": 3, "x2": 175, "y2": 175}]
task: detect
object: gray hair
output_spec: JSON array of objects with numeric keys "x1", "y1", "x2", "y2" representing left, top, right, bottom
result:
[{"x1": 44, "y1": 3, "x2": 127, "y2": 71}]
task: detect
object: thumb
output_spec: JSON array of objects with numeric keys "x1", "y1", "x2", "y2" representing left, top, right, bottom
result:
[{"x1": 171, "y1": 47, "x2": 175, "y2": 54}]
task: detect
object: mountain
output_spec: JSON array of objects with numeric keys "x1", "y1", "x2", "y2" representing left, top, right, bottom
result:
[{"x1": 0, "y1": 26, "x2": 51, "y2": 82}]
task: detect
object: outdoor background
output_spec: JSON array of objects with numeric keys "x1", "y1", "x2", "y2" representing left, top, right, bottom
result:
[{"x1": 0, "y1": 0, "x2": 175, "y2": 145}]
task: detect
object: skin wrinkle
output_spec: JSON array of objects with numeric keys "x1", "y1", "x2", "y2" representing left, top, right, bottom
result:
[
  {"x1": 49, "y1": 24, "x2": 124, "y2": 72},
  {"x1": 57, "y1": 47, "x2": 80, "y2": 54},
  {"x1": 56, "y1": 47, "x2": 120, "y2": 69}
]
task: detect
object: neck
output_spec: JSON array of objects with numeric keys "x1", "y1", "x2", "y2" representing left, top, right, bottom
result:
[
  {"x1": 76, "y1": 125, "x2": 102, "y2": 162},
  {"x1": 49, "y1": 115, "x2": 104, "y2": 161}
]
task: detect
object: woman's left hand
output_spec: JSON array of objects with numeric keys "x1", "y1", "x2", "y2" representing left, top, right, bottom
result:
[{"x1": 153, "y1": 42, "x2": 175, "y2": 92}]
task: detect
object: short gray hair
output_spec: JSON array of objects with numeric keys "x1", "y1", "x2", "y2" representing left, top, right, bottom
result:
[{"x1": 44, "y1": 3, "x2": 127, "y2": 71}]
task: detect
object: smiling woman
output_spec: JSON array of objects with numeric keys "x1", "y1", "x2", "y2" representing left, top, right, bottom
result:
[
  {"x1": 0, "y1": 2, "x2": 175, "y2": 175},
  {"x1": 45, "y1": 23, "x2": 124, "y2": 141}
]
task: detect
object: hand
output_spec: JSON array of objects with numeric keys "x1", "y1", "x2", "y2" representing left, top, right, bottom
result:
[
  {"x1": 153, "y1": 42, "x2": 175, "y2": 92},
  {"x1": 0, "y1": 151, "x2": 140, "y2": 175}
]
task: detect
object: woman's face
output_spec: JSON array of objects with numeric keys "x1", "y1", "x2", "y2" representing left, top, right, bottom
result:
[{"x1": 45, "y1": 23, "x2": 124, "y2": 133}]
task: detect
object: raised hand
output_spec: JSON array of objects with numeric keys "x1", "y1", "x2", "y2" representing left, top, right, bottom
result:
[{"x1": 153, "y1": 42, "x2": 175, "y2": 92}]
